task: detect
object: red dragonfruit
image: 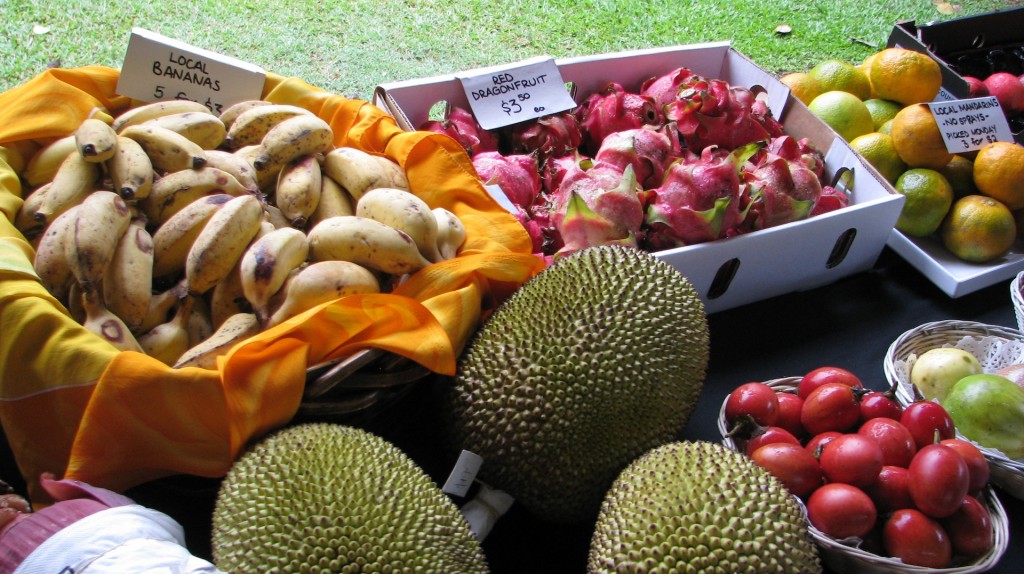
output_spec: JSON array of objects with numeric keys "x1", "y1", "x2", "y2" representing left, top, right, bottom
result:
[
  {"x1": 739, "y1": 139, "x2": 825, "y2": 231},
  {"x1": 471, "y1": 151, "x2": 542, "y2": 210},
  {"x1": 540, "y1": 150, "x2": 593, "y2": 195},
  {"x1": 594, "y1": 124, "x2": 682, "y2": 190},
  {"x1": 419, "y1": 104, "x2": 499, "y2": 156},
  {"x1": 547, "y1": 162, "x2": 645, "y2": 254},
  {"x1": 575, "y1": 82, "x2": 664, "y2": 155},
  {"x1": 506, "y1": 111, "x2": 584, "y2": 164}
]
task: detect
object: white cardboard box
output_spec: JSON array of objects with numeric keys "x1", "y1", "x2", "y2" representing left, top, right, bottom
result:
[{"x1": 374, "y1": 42, "x2": 905, "y2": 313}]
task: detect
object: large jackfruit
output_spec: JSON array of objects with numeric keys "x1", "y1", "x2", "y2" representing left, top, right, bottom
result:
[
  {"x1": 211, "y1": 423, "x2": 489, "y2": 573},
  {"x1": 444, "y1": 245, "x2": 709, "y2": 524},
  {"x1": 589, "y1": 441, "x2": 822, "y2": 574}
]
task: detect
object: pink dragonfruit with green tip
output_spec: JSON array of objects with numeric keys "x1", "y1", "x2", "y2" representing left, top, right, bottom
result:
[
  {"x1": 507, "y1": 111, "x2": 584, "y2": 164},
  {"x1": 547, "y1": 162, "x2": 645, "y2": 254},
  {"x1": 418, "y1": 104, "x2": 499, "y2": 156},
  {"x1": 575, "y1": 82, "x2": 664, "y2": 155},
  {"x1": 471, "y1": 151, "x2": 542, "y2": 210},
  {"x1": 737, "y1": 139, "x2": 825, "y2": 231},
  {"x1": 593, "y1": 125, "x2": 682, "y2": 190},
  {"x1": 540, "y1": 150, "x2": 593, "y2": 195}
]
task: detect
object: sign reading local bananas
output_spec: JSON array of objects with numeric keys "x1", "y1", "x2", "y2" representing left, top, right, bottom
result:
[
  {"x1": 456, "y1": 56, "x2": 576, "y2": 131},
  {"x1": 116, "y1": 28, "x2": 266, "y2": 116}
]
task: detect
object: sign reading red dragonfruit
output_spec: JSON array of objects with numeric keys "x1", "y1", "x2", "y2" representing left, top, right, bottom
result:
[{"x1": 456, "y1": 56, "x2": 577, "y2": 131}]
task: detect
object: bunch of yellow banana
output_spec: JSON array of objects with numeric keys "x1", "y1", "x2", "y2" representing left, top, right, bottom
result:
[{"x1": 16, "y1": 98, "x2": 468, "y2": 371}]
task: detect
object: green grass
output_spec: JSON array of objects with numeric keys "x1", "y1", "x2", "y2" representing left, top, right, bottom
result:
[{"x1": 0, "y1": 0, "x2": 1021, "y2": 100}]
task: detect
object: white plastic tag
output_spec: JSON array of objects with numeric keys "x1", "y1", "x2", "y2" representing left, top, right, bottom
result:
[
  {"x1": 116, "y1": 28, "x2": 266, "y2": 115},
  {"x1": 442, "y1": 450, "x2": 483, "y2": 497},
  {"x1": 928, "y1": 97, "x2": 1015, "y2": 153},
  {"x1": 457, "y1": 56, "x2": 576, "y2": 131}
]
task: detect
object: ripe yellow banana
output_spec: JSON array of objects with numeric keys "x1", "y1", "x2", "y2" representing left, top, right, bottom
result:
[
  {"x1": 307, "y1": 215, "x2": 432, "y2": 275},
  {"x1": 22, "y1": 135, "x2": 77, "y2": 187},
  {"x1": 218, "y1": 99, "x2": 272, "y2": 130},
  {"x1": 139, "y1": 282, "x2": 186, "y2": 335},
  {"x1": 151, "y1": 193, "x2": 233, "y2": 279},
  {"x1": 80, "y1": 288, "x2": 144, "y2": 353},
  {"x1": 174, "y1": 311, "x2": 260, "y2": 369},
  {"x1": 34, "y1": 152, "x2": 100, "y2": 225},
  {"x1": 184, "y1": 194, "x2": 265, "y2": 295},
  {"x1": 74, "y1": 118, "x2": 118, "y2": 163},
  {"x1": 239, "y1": 226, "x2": 309, "y2": 322},
  {"x1": 209, "y1": 261, "x2": 249, "y2": 329},
  {"x1": 264, "y1": 260, "x2": 380, "y2": 329},
  {"x1": 138, "y1": 294, "x2": 194, "y2": 366},
  {"x1": 204, "y1": 149, "x2": 260, "y2": 194},
  {"x1": 321, "y1": 147, "x2": 409, "y2": 201},
  {"x1": 187, "y1": 296, "x2": 214, "y2": 348},
  {"x1": 141, "y1": 167, "x2": 251, "y2": 226},
  {"x1": 433, "y1": 207, "x2": 467, "y2": 260},
  {"x1": 15, "y1": 182, "x2": 51, "y2": 241},
  {"x1": 224, "y1": 103, "x2": 314, "y2": 149},
  {"x1": 32, "y1": 203, "x2": 80, "y2": 302},
  {"x1": 65, "y1": 190, "x2": 133, "y2": 290},
  {"x1": 356, "y1": 187, "x2": 442, "y2": 263},
  {"x1": 120, "y1": 123, "x2": 208, "y2": 173},
  {"x1": 251, "y1": 114, "x2": 333, "y2": 171},
  {"x1": 112, "y1": 99, "x2": 212, "y2": 132},
  {"x1": 262, "y1": 204, "x2": 292, "y2": 229},
  {"x1": 233, "y1": 144, "x2": 280, "y2": 191},
  {"x1": 102, "y1": 219, "x2": 155, "y2": 332},
  {"x1": 108, "y1": 135, "x2": 154, "y2": 200},
  {"x1": 309, "y1": 173, "x2": 355, "y2": 228},
  {"x1": 144, "y1": 111, "x2": 227, "y2": 150},
  {"x1": 274, "y1": 154, "x2": 322, "y2": 228}
]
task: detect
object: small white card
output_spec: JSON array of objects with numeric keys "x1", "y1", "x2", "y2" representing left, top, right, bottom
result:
[
  {"x1": 928, "y1": 97, "x2": 1015, "y2": 153},
  {"x1": 116, "y1": 28, "x2": 266, "y2": 115},
  {"x1": 457, "y1": 56, "x2": 576, "y2": 131},
  {"x1": 442, "y1": 449, "x2": 483, "y2": 497}
]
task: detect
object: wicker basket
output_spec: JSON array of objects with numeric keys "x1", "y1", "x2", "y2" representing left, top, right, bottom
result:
[
  {"x1": 1011, "y1": 270, "x2": 1024, "y2": 332},
  {"x1": 883, "y1": 320, "x2": 1024, "y2": 499},
  {"x1": 718, "y1": 377, "x2": 1010, "y2": 574}
]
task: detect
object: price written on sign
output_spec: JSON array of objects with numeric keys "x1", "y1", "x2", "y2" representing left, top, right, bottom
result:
[
  {"x1": 928, "y1": 96, "x2": 1015, "y2": 154},
  {"x1": 457, "y1": 56, "x2": 577, "y2": 131}
]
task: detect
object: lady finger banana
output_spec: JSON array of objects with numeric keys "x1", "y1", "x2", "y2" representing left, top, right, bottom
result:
[
  {"x1": 103, "y1": 219, "x2": 155, "y2": 332},
  {"x1": 142, "y1": 167, "x2": 251, "y2": 225},
  {"x1": 251, "y1": 114, "x2": 333, "y2": 171},
  {"x1": 356, "y1": 187, "x2": 442, "y2": 262},
  {"x1": 22, "y1": 135, "x2": 77, "y2": 187},
  {"x1": 65, "y1": 190, "x2": 133, "y2": 290},
  {"x1": 184, "y1": 194, "x2": 265, "y2": 295},
  {"x1": 74, "y1": 118, "x2": 118, "y2": 163},
  {"x1": 120, "y1": 124, "x2": 208, "y2": 173},
  {"x1": 144, "y1": 111, "x2": 227, "y2": 150},
  {"x1": 204, "y1": 149, "x2": 259, "y2": 193},
  {"x1": 108, "y1": 135, "x2": 154, "y2": 200},
  {"x1": 274, "y1": 154, "x2": 321, "y2": 228},
  {"x1": 264, "y1": 260, "x2": 380, "y2": 329},
  {"x1": 139, "y1": 282, "x2": 187, "y2": 335},
  {"x1": 263, "y1": 204, "x2": 292, "y2": 230},
  {"x1": 239, "y1": 226, "x2": 309, "y2": 322},
  {"x1": 32, "y1": 203, "x2": 80, "y2": 301},
  {"x1": 234, "y1": 145, "x2": 280, "y2": 191},
  {"x1": 219, "y1": 100, "x2": 272, "y2": 130},
  {"x1": 173, "y1": 311, "x2": 260, "y2": 369},
  {"x1": 187, "y1": 296, "x2": 214, "y2": 348},
  {"x1": 16, "y1": 182, "x2": 51, "y2": 241},
  {"x1": 80, "y1": 288, "x2": 144, "y2": 353},
  {"x1": 433, "y1": 207, "x2": 467, "y2": 260},
  {"x1": 321, "y1": 147, "x2": 409, "y2": 201},
  {"x1": 151, "y1": 193, "x2": 233, "y2": 279},
  {"x1": 307, "y1": 215, "x2": 432, "y2": 275},
  {"x1": 34, "y1": 152, "x2": 100, "y2": 225},
  {"x1": 209, "y1": 260, "x2": 249, "y2": 329},
  {"x1": 112, "y1": 99, "x2": 211, "y2": 132},
  {"x1": 224, "y1": 104, "x2": 314, "y2": 149},
  {"x1": 309, "y1": 173, "x2": 355, "y2": 228},
  {"x1": 138, "y1": 295, "x2": 194, "y2": 366}
]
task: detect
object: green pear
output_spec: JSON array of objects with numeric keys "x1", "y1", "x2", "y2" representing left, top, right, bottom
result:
[{"x1": 944, "y1": 374, "x2": 1024, "y2": 459}]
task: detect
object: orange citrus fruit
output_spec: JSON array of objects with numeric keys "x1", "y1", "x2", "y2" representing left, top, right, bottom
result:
[
  {"x1": 973, "y1": 141, "x2": 1024, "y2": 210},
  {"x1": 808, "y1": 91, "x2": 875, "y2": 142},
  {"x1": 780, "y1": 72, "x2": 824, "y2": 106},
  {"x1": 849, "y1": 132, "x2": 907, "y2": 184},
  {"x1": 894, "y1": 168, "x2": 954, "y2": 237},
  {"x1": 890, "y1": 104, "x2": 954, "y2": 169},
  {"x1": 878, "y1": 119, "x2": 894, "y2": 135},
  {"x1": 941, "y1": 195, "x2": 1017, "y2": 262},
  {"x1": 863, "y1": 98, "x2": 903, "y2": 130},
  {"x1": 869, "y1": 48, "x2": 942, "y2": 105},
  {"x1": 859, "y1": 52, "x2": 881, "y2": 99},
  {"x1": 809, "y1": 60, "x2": 873, "y2": 100},
  {"x1": 938, "y1": 155, "x2": 978, "y2": 199}
]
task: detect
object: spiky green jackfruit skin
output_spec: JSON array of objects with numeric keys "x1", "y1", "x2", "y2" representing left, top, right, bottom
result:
[
  {"x1": 211, "y1": 423, "x2": 489, "y2": 574},
  {"x1": 588, "y1": 441, "x2": 822, "y2": 574},
  {"x1": 446, "y1": 245, "x2": 709, "y2": 524}
]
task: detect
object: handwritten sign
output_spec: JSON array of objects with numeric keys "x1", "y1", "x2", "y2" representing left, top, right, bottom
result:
[
  {"x1": 457, "y1": 56, "x2": 576, "y2": 131},
  {"x1": 116, "y1": 28, "x2": 266, "y2": 115},
  {"x1": 928, "y1": 97, "x2": 1015, "y2": 153},
  {"x1": 441, "y1": 450, "x2": 483, "y2": 497}
]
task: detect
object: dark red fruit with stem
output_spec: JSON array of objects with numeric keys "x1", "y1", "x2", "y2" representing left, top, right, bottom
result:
[
  {"x1": 774, "y1": 391, "x2": 805, "y2": 438},
  {"x1": 724, "y1": 382, "x2": 779, "y2": 426},
  {"x1": 744, "y1": 424, "x2": 801, "y2": 456},
  {"x1": 867, "y1": 465, "x2": 915, "y2": 512},
  {"x1": 908, "y1": 443, "x2": 970, "y2": 518},
  {"x1": 798, "y1": 366, "x2": 863, "y2": 399},
  {"x1": 750, "y1": 442, "x2": 823, "y2": 499},
  {"x1": 806, "y1": 431, "x2": 843, "y2": 456},
  {"x1": 940, "y1": 438, "x2": 991, "y2": 495},
  {"x1": 859, "y1": 383, "x2": 903, "y2": 422},
  {"x1": 800, "y1": 383, "x2": 862, "y2": 435},
  {"x1": 883, "y1": 509, "x2": 952, "y2": 568},
  {"x1": 858, "y1": 417, "x2": 917, "y2": 468},
  {"x1": 819, "y1": 433, "x2": 884, "y2": 487},
  {"x1": 900, "y1": 401, "x2": 955, "y2": 450},
  {"x1": 807, "y1": 483, "x2": 877, "y2": 539},
  {"x1": 942, "y1": 495, "x2": 993, "y2": 557}
]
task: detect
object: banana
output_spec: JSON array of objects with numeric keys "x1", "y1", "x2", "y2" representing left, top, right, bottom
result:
[
  {"x1": 138, "y1": 295, "x2": 194, "y2": 366},
  {"x1": 234, "y1": 144, "x2": 280, "y2": 191},
  {"x1": 22, "y1": 135, "x2": 77, "y2": 187},
  {"x1": 139, "y1": 282, "x2": 187, "y2": 335},
  {"x1": 224, "y1": 104, "x2": 314, "y2": 149},
  {"x1": 204, "y1": 149, "x2": 260, "y2": 193},
  {"x1": 174, "y1": 311, "x2": 260, "y2": 370},
  {"x1": 32, "y1": 203, "x2": 80, "y2": 301},
  {"x1": 15, "y1": 182, "x2": 51, "y2": 241},
  {"x1": 34, "y1": 152, "x2": 100, "y2": 225},
  {"x1": 141, "y1": 167, "x2": 251, "y2": 226},
  {"x1": 184, "y1": 194, "x2": 265, "y2": 295},
  {"x1": 65, "y1": 190, "x2": 133, "y2": 290},
  {"x1": 102, "y1": 219, "x2": 155, "y2": 332},
  {"x1": 307, "y1": 215, "x2": 432, "y2": 275},
  {"x1": 274, "y1": 154, "x2": 321, "y2": 228},
  {"x1": 309, "y1": 173, "x2": 355, "y2": 228},
  {"x1": 219, "y1": 99, "x2": 272, "y2": 130},
  {"x1": 251, "y1": 114, "x2": 333, "y2": 171},
  {"x1": 321, "y1": 146, "x2": 409, "y2": 201},
  {"x1": 80, "y1": 288, "x2": 144, "y2": 352},
  {"x1": 120, "y1": 124, "x2": 208, "y2": 173},
  {"x1": 209, "y1": 260, "x2": 249, "y2": 329},
  {"x1": 262, "y1": 204, "x2": 292, "y2": 229},
  {"x1": 74, "y1": 118, "x2": 118, "y2": 163},
  {"x1": 239, "y1": 226, "x2": 309, "y2": 322},
  {"x1": 264, "y1": 260, "x2": 380, "y2": 329},
  {"x1": 433, "y1": 207, "x2": 467, "y2": 260},
  {"x1": 144, "y1": 111, "x2": 227, "y2": 150},
  {"x1": 187, "y1": 295, "x2": 214, "y2": 348},
  {"x1": 112, "y1": 100, "x2": 212, "y2": 132},
  {"x1": 151, "y1": 193, "x2": 233, "y2": 279},
  {"x1": 107, "y1": 135, "x2": 154, "y2": 200},
  {"x1": 356, "y1": 187, "x2": 442, "y2": 262}
]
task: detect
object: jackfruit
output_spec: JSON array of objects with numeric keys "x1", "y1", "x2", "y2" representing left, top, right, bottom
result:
[
  {"x1": 210, "y1": 423, "x2": 489, "y2": 573},
  {"x1": 444, "y1": 245, "x2": 709, "y2": 524},
  {"x1": 588, "y1": 441, "x2": 822, "y2": 574}
]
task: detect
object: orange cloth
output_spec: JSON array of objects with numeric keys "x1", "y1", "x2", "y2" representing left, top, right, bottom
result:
[{"x1": 0, "y1": 67, "x2": 544, "y2": 502}]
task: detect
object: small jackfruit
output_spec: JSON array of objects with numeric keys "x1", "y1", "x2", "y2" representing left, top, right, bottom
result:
[
  {"x1": 589, "y1": 441, "x2": 822, "y2": 574},
  {"x1": 444, "y1": 245, "x2": 710, "y2": 524},
  {"x1": 211, "y1": 423, "x2": 489, "y2": 574}
]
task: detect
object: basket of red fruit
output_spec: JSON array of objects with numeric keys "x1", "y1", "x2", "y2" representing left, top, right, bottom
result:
[{"x1": 719, "y1": 368, "x2": 1009, "y2": 573}]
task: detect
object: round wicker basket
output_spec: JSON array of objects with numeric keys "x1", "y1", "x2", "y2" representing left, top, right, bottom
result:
[
  {"x1": 883, "y1": 320, "x2": 1024, "y2": 499},
  {"x1": 1011, "y1": 270, "x2": 1024, "y2": 332},
  {"x1": 718, "y1": 376, "x2": 1010, "y2": 574}
]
